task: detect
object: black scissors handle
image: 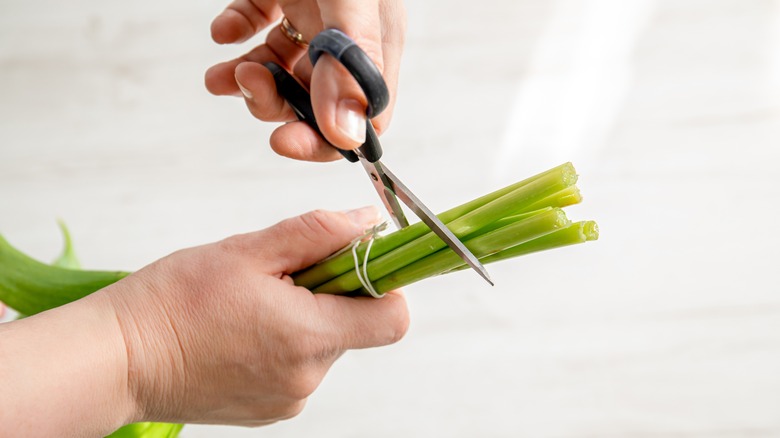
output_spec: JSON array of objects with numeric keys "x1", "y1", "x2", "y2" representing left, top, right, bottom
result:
[
  {"x1": 263, "y1": 29, "x2": 389, "y2": 163},
  {"x1": 263, "y1": 61, "x2": 358, "y2": 162},
  {"x1": 308, "y1": 29, "x2": 390, "y2": 118}
]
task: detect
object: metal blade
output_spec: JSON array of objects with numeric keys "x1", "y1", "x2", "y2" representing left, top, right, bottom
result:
[
  {"x1": 358, "y1": 157, "x2": 409, "y2": 229},
  {"x1": 372, "y1": 160, "x2": 493, "y2": 286}
]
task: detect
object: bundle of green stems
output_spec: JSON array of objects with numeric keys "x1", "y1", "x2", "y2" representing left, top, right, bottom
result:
[{"x1": 293, "y1": 162, "x2": 598, "y2": 296}]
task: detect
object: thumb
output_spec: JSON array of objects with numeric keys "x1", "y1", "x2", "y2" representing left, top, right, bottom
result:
[
  {"x1": 310, "y1": 1, "x2": 384, "y2": 150},
  {"x1": 252, "y1": 207, "x2": 382, "y2": 275}
]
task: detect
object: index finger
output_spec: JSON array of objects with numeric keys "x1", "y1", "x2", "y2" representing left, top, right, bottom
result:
[{"x1": 315, "y1": 289, "x2": 410, "y2": 350}]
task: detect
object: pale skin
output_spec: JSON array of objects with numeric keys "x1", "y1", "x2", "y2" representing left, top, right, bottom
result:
[
  {"x1": 0, "y1": 208, "x2": 410, "y2": 436},
  {"x1": 0, "y1": 1, "x2": 409, "y2": 435}
]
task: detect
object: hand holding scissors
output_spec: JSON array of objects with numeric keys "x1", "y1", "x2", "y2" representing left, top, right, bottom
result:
[{"x1": 206, "y1": 1, "x2": 406, "y2": 160}]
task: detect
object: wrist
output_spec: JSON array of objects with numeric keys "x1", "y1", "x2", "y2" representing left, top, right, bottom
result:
[
  {"x1": 102, "y1": 275, "x2": 187, "y2": 423},
  {"x1": 85, "y1": 289, "x2": 141, "y2": 428},
  {"x1": 0, "y1": 289, "x2": 137, "y2": 436},
  {"x1": 57, "y1": 290, "x2": 140, "y2": 433}
]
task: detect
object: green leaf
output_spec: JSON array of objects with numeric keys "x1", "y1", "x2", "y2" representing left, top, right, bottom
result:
[
  {"x1": 0, "y1": 234, "x2": 129, "y2": 316},
  {"x1": 52, "y1": 220, "x2": 81, "y2": 269}
]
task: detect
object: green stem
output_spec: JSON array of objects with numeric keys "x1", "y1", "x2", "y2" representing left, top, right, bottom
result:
[
  {"x1": 444, "y1": 221, "x2": 600, "y2": 275},
  {"x1": 479, "y1": 220, "x2": 599, "y2": 265},
  {"x1": 525, "y1": 185, "x2": 581, "y2": 211}
]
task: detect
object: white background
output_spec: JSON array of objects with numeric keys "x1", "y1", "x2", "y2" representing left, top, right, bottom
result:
[{"x1": 2, "y1": 0, "x2": 779, "y2": 436}]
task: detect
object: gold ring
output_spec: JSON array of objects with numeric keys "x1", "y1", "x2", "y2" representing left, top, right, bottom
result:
[{"x1": 280, "y1": 17, "x2": 308, "y2": 47}]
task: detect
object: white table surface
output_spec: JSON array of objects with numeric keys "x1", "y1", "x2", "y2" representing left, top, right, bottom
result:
[{"x1": 2, "y1": 0, "x2": 779, "y2": 436}]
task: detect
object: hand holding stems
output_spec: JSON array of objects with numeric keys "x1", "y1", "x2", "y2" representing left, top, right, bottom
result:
[
  {"x1": 0, "y1": 208, "x2": 409, "y2": 435},
  {"x1": 205, "y1": 0, "x2": 406, "y2": 161}
]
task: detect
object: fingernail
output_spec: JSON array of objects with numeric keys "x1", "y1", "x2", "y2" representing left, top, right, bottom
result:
[
  {"x1": 344, "y1": 206, "x2": 381, "y2": 231},
  {"x1": 336, "y1": 99, "x2": 367, "y2": 144},
  {"x1": 235, "y1": 76, "x2": 252, "y2": 99}
]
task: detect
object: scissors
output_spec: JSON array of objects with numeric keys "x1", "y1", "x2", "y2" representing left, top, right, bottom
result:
[{"x1": 263, "y1": 29, "x2": 492, "y2": 285}]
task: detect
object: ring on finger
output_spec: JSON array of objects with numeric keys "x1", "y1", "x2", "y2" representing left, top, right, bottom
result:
[{"x1": 280, "y1": 17, "x2": 309, "y2": 47}]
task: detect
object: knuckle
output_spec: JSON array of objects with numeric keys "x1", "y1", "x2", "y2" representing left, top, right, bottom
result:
[
  {"x1": 288, "y1": 330, "x2": 335, "y2": 365},
  {"x1": 247, "y1": 98, "x2": 288, "y2": 122},
  {"x1": 215, "y1": 234, "x2": 255, "y2": 262},
  {"x1": 244, "y1": 98, "x2": 271, "y2": 121},
  {"x1": 296, "y1": 209, "x2": 338, "y2": 239},
  {"x1": 385, "y1": 296, "x2": 410, "y2": 344},
  {"x1": 216, "y1": 234, "x2": 242, "y2": 253},
  {"x1": 284, "y1": 369, "x2": 321, "y2": 400},
  {"x1": 248, "y1": 399, "x2": 307, "y2": 425},
  {"x1": 389, "y1": 313, "x2": 410, "y2": 345},
  {"x1": 279, "y1": 399, "x2": 307, "y2": 420},
  {"x1": 281, "y1": 337, "x2": 331, "y2": 400}
]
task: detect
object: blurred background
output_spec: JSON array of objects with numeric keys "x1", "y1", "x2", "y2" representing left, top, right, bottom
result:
[{"x1": 2, "y1": 0, "x2": 779, "y2": 436}]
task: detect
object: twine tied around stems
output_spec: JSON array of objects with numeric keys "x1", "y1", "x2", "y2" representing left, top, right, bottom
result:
[
  {"x1": 317, "y1": 221, "x2": 387, "y2": 297},
  {"x1": 350, "y1": 222, "x2": 387, "y2": 298}
]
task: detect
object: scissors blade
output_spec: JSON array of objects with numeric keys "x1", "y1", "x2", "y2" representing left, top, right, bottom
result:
[
  {"x1": 368, "y1": 160, "x2": 494, "y2": 286},
  {"x1": 358, "y1": 156, "x2": 409, "y2": 229}
]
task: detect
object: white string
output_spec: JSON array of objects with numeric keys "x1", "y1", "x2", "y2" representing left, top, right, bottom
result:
[{"x1": 351, "y1": 222, "x2": 387, "y2": 298}]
